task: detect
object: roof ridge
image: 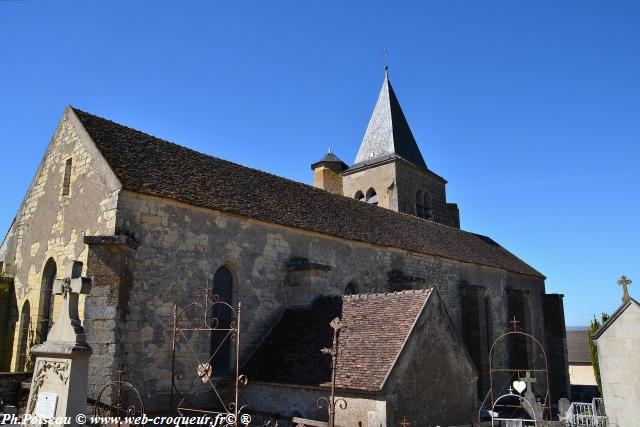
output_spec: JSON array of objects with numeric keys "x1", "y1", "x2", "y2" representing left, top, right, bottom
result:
[
  {"x1": 71, "y1": 107, "x2": 364, "y2": 198},
  {"x1": 343, "y1": 288, "x2": 432, "y2": 300},
  {"x1": 71, "y1": 107, "x2": 168, "y2": 145},
  {"x1": 71, "y1": 107, "x2": 544, "y2": 278},
  {"x1": 71, "y1": 107, "x2": 489, "y2": 239}
]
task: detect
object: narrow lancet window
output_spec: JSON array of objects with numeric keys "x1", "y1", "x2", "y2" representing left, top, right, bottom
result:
[{"x1": 62, "y1": 158, "x2": 72, "y2": 196}]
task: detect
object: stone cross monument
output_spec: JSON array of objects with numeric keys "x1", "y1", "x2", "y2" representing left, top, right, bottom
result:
[
  {"x1": 519, "y1": 371, "x2": 543, "y2": 422},
  {"x1": 25, "y1": 260, "x2": 92, "y2": 426},
  {"x1": 618, "y1": 275, "x2": 632, "y2": 304},
  {"x1": 519, "y1": 371, "x2": 537, "y2": 402}
]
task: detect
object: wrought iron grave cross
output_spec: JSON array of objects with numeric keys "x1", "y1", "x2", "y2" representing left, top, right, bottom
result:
[
  {"x1": 399, "y1": 416, "x2": 411, "y2": 427},
  {"x1": 320, "y1": 317, "x2": 346, "y2": 427},
  {"x1": 510, "y1": 316, "x2": 521, "y2": 332},
  {"x1": 618, "y1": 275, "x2": 632, "y2": 304}
]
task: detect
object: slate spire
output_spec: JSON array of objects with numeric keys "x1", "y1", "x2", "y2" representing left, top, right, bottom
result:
[{"x1": 354, "y1": 71, "x2": 428, "y2": 170}]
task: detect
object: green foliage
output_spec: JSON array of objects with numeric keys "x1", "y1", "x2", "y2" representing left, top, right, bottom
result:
[{"x1": 587, "y1": 312, "x2": 610, "y2": 396}]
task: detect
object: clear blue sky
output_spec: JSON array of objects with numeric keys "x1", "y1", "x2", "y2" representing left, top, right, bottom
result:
[{"x1": 1, "y1": 1, "x2": 638, "y2": 326}]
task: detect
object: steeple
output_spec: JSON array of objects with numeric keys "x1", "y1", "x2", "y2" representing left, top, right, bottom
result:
[{"x1": 353, "y1": 73, "x2": 428, "y2": 170}]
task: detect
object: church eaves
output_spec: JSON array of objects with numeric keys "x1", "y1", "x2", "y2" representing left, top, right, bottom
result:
[
  {"x1": 69, "y1": 107, "x2": 543, "y2": 278},
  {"x1": 353, "y1": 72, "x2": 428, "y2": 170}
]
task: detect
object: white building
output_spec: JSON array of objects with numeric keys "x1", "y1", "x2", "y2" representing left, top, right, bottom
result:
[
  {"x1": 566, "y1": 328, "x2": 598, "y2": 401},
  {"x1": 593, "y1": 297, "x2": 640, "y2": 427}
]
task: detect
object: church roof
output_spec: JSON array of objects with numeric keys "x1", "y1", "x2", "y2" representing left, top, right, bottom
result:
[
  {"x1": 351, "y1": 72, "x2": 428, "y2": 170},
  {"x1": 71, "y1": 107, "x2": 543, "y2": 278},
  {"x1": 566, "y1": 329, "x2": 591, "y2": 364},
  {"x1": 244, "y1": 290, "x2": 433, "y2": 392},
  {"x1": 310, "y1": 150, "x2": 348, "y2": 171},
  {"x1": 316, "y1": 150, "x2": 343, "y2": 164}
]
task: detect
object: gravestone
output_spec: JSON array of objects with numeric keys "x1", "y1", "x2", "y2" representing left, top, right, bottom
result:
[
  {"x1": 558, "y1": 398, "x2": 570, "y2": 419},
  {"x1": 518, "y1": 372, "x2": 544, "y2": 422},
  {"x1": 25, "y1": 260, "x2": 92, "y2": 426}
]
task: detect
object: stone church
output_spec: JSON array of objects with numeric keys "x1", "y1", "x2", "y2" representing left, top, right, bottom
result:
[{"x1": 0, "y1": 70, "x2": 569, "y2": 425}]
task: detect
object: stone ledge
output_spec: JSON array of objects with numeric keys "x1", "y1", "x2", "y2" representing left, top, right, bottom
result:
[
  {"x1": 84, "y1": 235, "x2": 139, "y2": 250},
  {"x1": 387, "y1": 269, "x2": 426, "y2": 284},
  {"x1": 31, "y1": 341, "x2": 93, "y2": 358},
  {"x1": 459, "y1": 284, "x2": 487, "y2": 292},
  {"x1": 286, "y1": 257, "x2": 332, "y2": 272}
]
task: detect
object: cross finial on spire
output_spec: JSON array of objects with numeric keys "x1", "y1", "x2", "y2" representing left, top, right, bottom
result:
[
  {"x1": 383, "y1": 41, "x2": 389, "y2": 76},
  {"x1": 618, "y1": 275, "x2": 632, "y2": 304}
]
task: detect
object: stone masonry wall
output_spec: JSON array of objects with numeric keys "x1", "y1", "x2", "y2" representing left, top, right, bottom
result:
[
  {"x1": 83, "y1": 235, "x2": 138, "y2": 401},
  {"x1": 113, "y1": 190, "x2": 549, "y2": 410},
  {"x1": 312, "y1": 166, "x2": 343, "y2": 195},
  {"x1": 394, "y1": 160, "x2": 447, "y2": 221},
  {"x1": 386, "y1": 290, "x2": 477, "y2": 426},
  {"x1": 341, "y1": 161, "x2": 397, "y2": 209},
  {"x1": 544, "y1": 294, "x2": 570, "y2": 402},
  {"x1": 2, "y1": 108, "x2": 120, "y2": 371},
  {"x1": 341, "y1": 159, "x2": 458, "y2": 227}
]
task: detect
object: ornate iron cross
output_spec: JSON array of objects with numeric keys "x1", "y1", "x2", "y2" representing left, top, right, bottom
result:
[{"x1": 318, "y1": 317, "x2": 346, "y2": 427}]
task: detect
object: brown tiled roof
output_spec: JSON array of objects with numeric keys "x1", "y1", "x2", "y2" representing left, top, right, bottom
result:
[
  {"x1": 566, "y1": 330, "x2": 592, "y2": 364},
  {"x1": 71, "y1": 107, "x2": 543, "y2": 278},
  {"x1": 244, "y1": 290, "x2": 432, "y2": 392}
]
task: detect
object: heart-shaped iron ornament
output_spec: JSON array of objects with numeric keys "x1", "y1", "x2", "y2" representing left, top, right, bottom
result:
[
  {"x1": 513, "y1": 380, "x2": 527, "y2": 394},
  {"x1": 197, "y1": 363, "x2": 213, "y2": 383}
]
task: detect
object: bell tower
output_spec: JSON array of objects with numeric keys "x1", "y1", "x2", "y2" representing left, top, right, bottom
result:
[{"x1": 314, "y1": 68, "x2": 460, "y2": 228}]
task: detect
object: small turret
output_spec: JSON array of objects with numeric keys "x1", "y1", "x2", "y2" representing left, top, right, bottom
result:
[{"x1": 311, "y1": 149, "x2": 347, "y2": 195}]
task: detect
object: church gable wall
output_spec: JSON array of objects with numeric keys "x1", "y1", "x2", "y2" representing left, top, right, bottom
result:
[
  {"x1": 385, "y1": 290, "x2": 477, "y2": 426},
  {"x1": 3, "y1": 110, "x2": 120, "y2": 371},
  {"x1": 595, "y1": 303, "x2": 640, "y2": 427},
  {"x1": 112, "y1": 191, "x2": 549, "y2": 409}
]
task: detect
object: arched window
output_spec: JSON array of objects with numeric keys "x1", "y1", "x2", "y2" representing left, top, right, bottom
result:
[
  {"x1": 344, "y1": 282, "x2": 359, "y2": 295},
  {"x1": 211, "y1": 266, "x2": 233, "y2": 373},
  {"x1": 16, "y1": 301, "x2": 31, "y2": 372},
  {"x1": 354, "y1": 191, "x2": 365, "y2": 202},
  {"x1": 423, "y1": 193, "x2": 434, "y2": 220},
  {"x1": 36, "y1": 258, "x2": 56, "y2": 344},
  {"x1": 365, "y1": 188, "x2": 378, "y2": 205},
  {"x1": 416, "y1": 190, "x2": 425, "y2": 217}
]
